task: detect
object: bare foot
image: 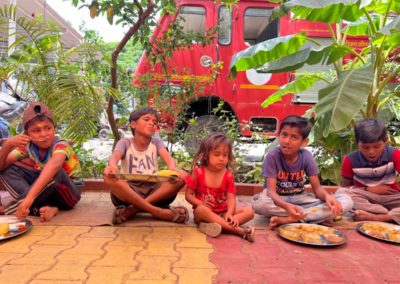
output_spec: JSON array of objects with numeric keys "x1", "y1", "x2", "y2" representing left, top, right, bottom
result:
[
  {"x1": 321, "y1": 219, "x2": 334, "y2": 227},
  {"x1": 352, "y1": 210, "x2": 394, "y2": 223},
  {"x1": 353, "y1": 210, "x2": 376, "y2": 221},
  {"x1": 39, "y1": 206, "x2": 58, "y2": 222},
  {"x1": 268, "y1": 215, "x2": 300, "y2": 230}
]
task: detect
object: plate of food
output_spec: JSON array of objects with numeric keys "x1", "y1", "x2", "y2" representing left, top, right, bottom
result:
[
  {"x1": 356, "y1": 222, "x2": 400, "y2": 244},
  {"x1": 277, "y1": 223, "x2": 347, "y2": 246},
  {"x1": 0, "y1": 217, "x2": 33, "y2": 241},
  {"x1": 108, "y1": 170, "x2": 180, "y2": 183}
]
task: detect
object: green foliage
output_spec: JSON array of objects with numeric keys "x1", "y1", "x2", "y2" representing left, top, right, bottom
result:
[
  {"x1": 74, "y1": 145, "x2": 107, "y2": 178},
  {"x1": 228, "y1": 0, "x2": 400, "y2": 184},
  {"x1": 79, "y1": 27, "x2": 140, "y2": 120},
  {"x1": 0, "y1": 4, "x2": 120, "y2": 143},
  {"x1": 229, "y1": 33, "x2": 308, "y2": 77},
  {"x1": 261, "y1": 73, "x2": 326, "y2": 107}
]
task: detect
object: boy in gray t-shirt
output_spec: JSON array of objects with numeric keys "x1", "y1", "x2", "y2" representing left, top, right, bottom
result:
[
  {"x1": 252, "y1": 115, "x2": 353, "y2": 229},
  {"x1": 103, "y1": 108, "x2": 188, "y2": 225}
]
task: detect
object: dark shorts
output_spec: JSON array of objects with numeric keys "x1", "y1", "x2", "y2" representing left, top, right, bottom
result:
[
  {"x1": 110, "y1": 181, "x2": 176, "y2": 209},
  {"x1": 0, "y1": 164, "x2": 81, "y2": 215}
]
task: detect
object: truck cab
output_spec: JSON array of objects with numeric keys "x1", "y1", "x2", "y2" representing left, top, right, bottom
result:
[{"x1": 134, "y1": 0, "x2": 330, "y2": 139}]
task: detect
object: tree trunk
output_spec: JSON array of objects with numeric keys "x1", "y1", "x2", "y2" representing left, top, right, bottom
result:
[{"x1": 107, "y1": 0, "x2": 155, "y2": 148}]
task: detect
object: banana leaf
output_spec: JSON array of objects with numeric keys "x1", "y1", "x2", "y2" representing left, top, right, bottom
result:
[
  {"x1": 371, "y1": 0, "x2": 400, "y2": 14},
  {"x1": 229, "y1": 33, "x2": 307, "y2": 78},
  {"x1": 258, "y1": 44, "x2": 351, "y2": 74},
  {"x1": 373, "y1": 32, "x2": 400, "y2": 48},
  {"x1": 272, "y1": 0, "x2": 371, "y2": 23},
  {"x1": 378, "y1": 15, "x2": 400, "y2": 35},
  {"x1": 315, "y1": 64, "x2": 373, "y2": 136},
  {"x1": 261, "y1": 74, "x2": 323, "y2": 108},
  {"x1": 344, "y1": 15, "x2": 381, "y2": 36}
]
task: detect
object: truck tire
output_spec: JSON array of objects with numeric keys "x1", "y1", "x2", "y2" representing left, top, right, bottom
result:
[
  {"x1": 99, "y1": 128, "x2": 110, "y2": 140},
  {"x1": 183, "y1": 114, "x2": 225, "y2": 153}
]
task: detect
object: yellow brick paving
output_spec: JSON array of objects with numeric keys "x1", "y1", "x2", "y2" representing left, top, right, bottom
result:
[{"x1": 0, "y1": 225, "x2": 218, "y2": 283}]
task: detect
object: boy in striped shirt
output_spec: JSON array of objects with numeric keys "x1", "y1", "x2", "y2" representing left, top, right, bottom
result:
[{"x1": 341, "y1": 118, "x2": 400, "y2": 224}]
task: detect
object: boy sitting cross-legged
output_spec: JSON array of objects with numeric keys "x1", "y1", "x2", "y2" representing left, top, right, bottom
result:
[
  {"x1": 251, "y1": 115, "x2": 353, "y2": 229},
  {"x1": 103, "y1": 107, "x2": 188, "y2": 224},
  {"x1": 0, "y1": 102, "x2": 83, "y2": 222},
  {"x1": 341, "y1": 118, "x2": 400, "y2": 224}
]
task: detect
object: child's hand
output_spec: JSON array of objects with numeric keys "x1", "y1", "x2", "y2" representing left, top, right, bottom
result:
[
  {"x1": 224, "y1": 213, "x2": 239, "y2": 227},
  {"x1": 103, "y1": 166, "x2": 118, "y2": 180},
  {"x1": 367, "y1": 185, "x2": 398, "y2": 195},
  {"x1": 104, "y1": 165, "x2": 118, "y2": 174},
  {"x1": 325, "y1": 194, "x2": 342, "y2": 215},
  {"x1": 176, "y1": 169, "x2": 188, "y2": 179},
  {"x1": 3, "y1": 134, "x2": 30, "y2": 149},
  {"x1": 16, "y1": 199, "x2": 32, "y2": 220},
  {"x1": 286, "y1": 204, "x2": 307, "y2": 220}
]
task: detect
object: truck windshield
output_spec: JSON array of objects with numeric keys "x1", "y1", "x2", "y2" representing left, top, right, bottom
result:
[
  {"x1": 179, "y1": 6, "x2": 206, "y2": 36},
  {"x1": 244, "y1": 8, "x2": 277, "y2": 45}
]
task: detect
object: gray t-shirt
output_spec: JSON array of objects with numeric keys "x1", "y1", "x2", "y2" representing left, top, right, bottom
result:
[
  {"x1": 263, "y1": 147, "x2": 319, "y2": 195},
  {"x1": 114, "y1": 137, "x2": 166, "y2": 174}
]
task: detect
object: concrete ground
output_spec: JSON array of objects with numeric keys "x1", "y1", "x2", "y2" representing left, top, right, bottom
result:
[{"x1": 0, "y1": 192, "x2": 399, "y2": 284}]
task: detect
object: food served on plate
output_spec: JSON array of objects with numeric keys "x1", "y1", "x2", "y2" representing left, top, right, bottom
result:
[
  {"x1": 299, "y1": 231, "x2": 323, "y2": 244},
  {"x1": 278, "y1": 224, "x2": 345, "y2": 245},
  {"x1": 360, "y1": 222, "x2": 400, "y2": 242},
  {"x1": 325, "y1": 234, "x2": 343, "y2": 243},
  {"x1": 387, "y1": 231, "x2": 400, "y2": 242},
  {"x1": 0, "y1": 223, "x2": 9, "y2": 236},
  {"x1": 0, "y1": 218, "x2": 31, "y2": 240},
  {"x1": 278, "y1": 227, "x2": 301, "y2": 241}
]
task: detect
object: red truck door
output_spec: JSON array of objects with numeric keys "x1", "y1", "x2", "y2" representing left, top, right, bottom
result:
[{"x1": 168, "y1": 2, "x2": 216, "y2": 92}]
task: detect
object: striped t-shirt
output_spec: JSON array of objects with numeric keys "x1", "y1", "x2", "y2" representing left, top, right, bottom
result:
[{"x1": 341, "y1": 146, "x2": 400, "y2": 191}]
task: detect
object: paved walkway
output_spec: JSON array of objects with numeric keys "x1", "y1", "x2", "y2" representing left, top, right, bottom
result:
[{"x1": 0, "y1": 192, "x2": 399, "y2": 283}]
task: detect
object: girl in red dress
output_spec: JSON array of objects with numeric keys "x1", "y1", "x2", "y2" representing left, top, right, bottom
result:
[{"x1": 185, "y1": 133, "x2": 255, "y2": 242}]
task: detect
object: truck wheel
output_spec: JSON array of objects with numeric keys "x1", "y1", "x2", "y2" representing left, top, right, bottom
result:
[
  {"x1": 99, "y1": 128, "x2": 110, "y2": 140},
  {"x1": 183, "y1": 115, "x2": 225, "y2": 153}
]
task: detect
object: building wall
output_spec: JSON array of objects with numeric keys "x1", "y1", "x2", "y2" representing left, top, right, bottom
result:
[{"x1": 0, "y1": 0, "x2": 81, "y2": 55}]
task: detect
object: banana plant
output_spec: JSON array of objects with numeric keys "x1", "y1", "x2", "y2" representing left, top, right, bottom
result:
[
  {"x1": 0, "y1": 4, "x2": 120, "y2": 142},
  {"x1": 229, "y1": 0, "x2": 400, "y2": 138}
]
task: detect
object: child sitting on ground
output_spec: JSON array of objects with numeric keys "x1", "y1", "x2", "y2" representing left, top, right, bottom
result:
[
  {"x1": 184, "y1": 133, "x2": 255, "y2": 242},
  {"x1": 341, "y1": 118, "x2": 400, "y2": 224},
  {"x1": 103, "y1": 107, "x2": 188, "y2": 224},
  {"x1": 252, "y1": 115, "x2": 353, "y2": 229},
  {"x1": 0, "y1": 102, "x2": 83, "y2": 222}
]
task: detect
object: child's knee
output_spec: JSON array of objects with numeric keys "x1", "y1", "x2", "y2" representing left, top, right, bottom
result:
[
  {"x1": 251, "y1": 200, "x2": 270, "y2": 216},
  {"x1": 335, "y1": 192, "x2": 354, "y2": 212},
  {"x1": 243, "y1": 206, "x2": 255, "y2": 218},
  {"x1": 194, "y1": 204, "x2": 211, "y2": 215}
]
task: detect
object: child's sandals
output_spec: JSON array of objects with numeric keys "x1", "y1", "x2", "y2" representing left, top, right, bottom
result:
[
  {"x1": 199, "y1": 222, "x2": 222, "y2": 237},
  {"x1": 170, "y1": 206, "x2": 190, "y2": 224},
  {"x1": 112, "y1": 205, "x2": 138, "y2": 225},
  {"x1": 243, "y1": 226, "x2": 255, "y2": 242}
]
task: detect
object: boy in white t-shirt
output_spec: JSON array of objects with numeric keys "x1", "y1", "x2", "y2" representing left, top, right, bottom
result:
[{"x1": 103, "y1": 108, "x2": 188, "y2": 224}]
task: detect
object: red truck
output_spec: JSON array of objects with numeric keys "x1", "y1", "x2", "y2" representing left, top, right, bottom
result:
[{"x1": 134, "y1": 0, "x2": 365, "y2": 141}]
